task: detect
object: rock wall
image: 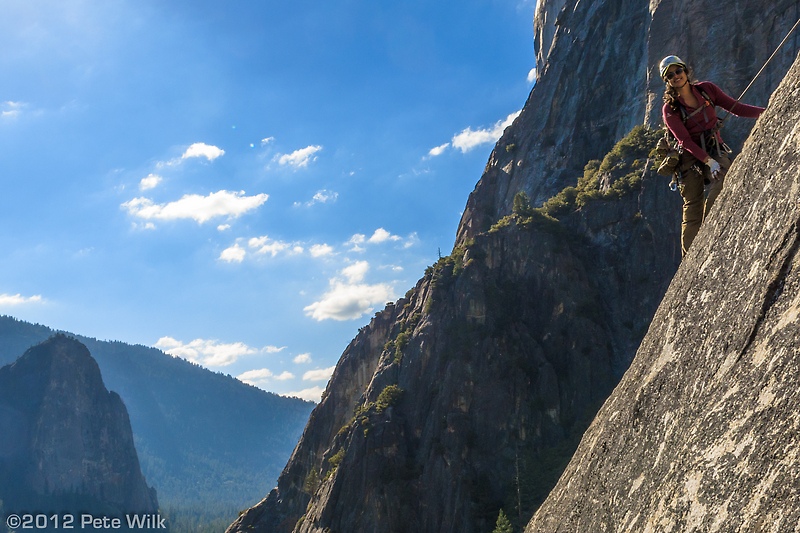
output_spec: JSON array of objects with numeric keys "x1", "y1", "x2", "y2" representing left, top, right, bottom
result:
[
  {"x1": 525, "y1": 50, "x2": 800, "y2": 533},
  {"x1": 456, "y1": 0, "x2": 800, "y2": 246},
  {"x1": 228, "y1": 0, "x2": 800, "y2": 531},
  {"x1": 228, "y1": 131, "x2": 682, "y2": 533},
  {"x1": 0, "y1": 335, "x2": 158, "y2": 516}
]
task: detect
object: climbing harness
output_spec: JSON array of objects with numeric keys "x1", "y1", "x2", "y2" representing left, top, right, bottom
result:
[{"x1": 661, "y1": 15, "x2": 800, "y2": 191}]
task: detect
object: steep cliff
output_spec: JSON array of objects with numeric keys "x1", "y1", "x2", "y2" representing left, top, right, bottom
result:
[
  {"x1": 228, "y1": 126, "x2": 679, "y2": 533},
  {"x1": 228, "y1": 0, "x2": 800, "y2": 531},
  {"x1": 0, "y1": 335, "x2": 158, "y2": 517},
  {"x1": 458, "y1": 0, "x2": 800, "y2": 245},
  {"x1": 0, "y1": 316, "x2": 314, "y2": 528},
  {"x1": 525, "y1": 50, "x2": 800, "y2": 533}
]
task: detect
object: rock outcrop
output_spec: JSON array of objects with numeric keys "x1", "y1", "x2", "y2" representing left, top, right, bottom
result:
[
  {"x1": 0, "y1": 335, "x2": 158, "y2": 516},
  {"x1": 457, "y1": 0, "x2": 800, "y2": 246},
  {"x1": 228, "y1": 128, "x2": 679, "y2": 533},
  {"x1": 525, "y1": 50, "x2": 800, "y2": 533},
  {"x1": 228, "y1": 0, "x2": 800, "y2": 531}
]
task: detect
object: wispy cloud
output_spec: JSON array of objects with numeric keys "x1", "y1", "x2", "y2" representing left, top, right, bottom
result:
[
  {"x1": 156, "y1": 336, "x2": 284, "y2": 367},
  {"x1": 219, "y1": 235, "x2": 330, "y2": 263},
  {"x1": 219, "y1": 243, "x2": 246, "y2": 263},
  {"x1": 221, "y1": 227, "x2": 409, "y2": 264},
  {"x1": 295, "y1": 189, "x2": 339, "y2": 207},
  {"x1": 275, "y1": 145, "x2": 323, "y2": 169},
  {"x1": 122, "y1": 190, "x2": 268, "y2": 224},
  {"x1": 302, "y1": 366, "x2": 336, "y2": 382},
  {"x1": 309, "y1": 244, "x2": 334, "y2": 258},
  {"x1": 1, "y1": 101, "x2": 26, "y2": 120},
  {"x1": 139, "y1": 173, "x2": 162, "y2": 191},
  {"x1": 303, "y1": 261, "x2": 395, "y2": 321},
  {"x1": 428, "y1": 143, "x2": 450, "y2": 157},
  {"x1": 293, "y1": 353, "x2": 312, "y2": 364},
  {"x1": 249, "y1": 235, "x2": 304, "y2": 257},
  {"x1": 451, "y1": 111, "x2": 521, "y2": 152},
  {"x1": 237, "y1": 368, "x2": 295, "y2": 388},
  {"x1": 428, "y1": 111, "x2": 521, "y2": 156},
  {"x1": 0, "y1": 293, "x2": 43, "y2": 306},
  {"x1": 347, "y1": 228, "x2": 403, "y2": 251},
  {"x1": 284, "y1": 386, "x2": 325, "y2": 402},
  {"x1": 182, "y1": 142, "x2": 225, "y2": 161}
]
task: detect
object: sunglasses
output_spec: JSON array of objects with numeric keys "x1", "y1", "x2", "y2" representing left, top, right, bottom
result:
[{"x1": 665, "y1": 67, "x2": 685, "y2": 80}]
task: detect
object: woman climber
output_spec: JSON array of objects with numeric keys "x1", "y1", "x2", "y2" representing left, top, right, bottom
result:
[{"x1": 660, "y1": 55, "x2": 765, "y2": 256}]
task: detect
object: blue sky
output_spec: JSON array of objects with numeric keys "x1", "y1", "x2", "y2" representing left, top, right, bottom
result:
[{"x1": 0, "y1": 0, "x2": 536, "y2": 401}]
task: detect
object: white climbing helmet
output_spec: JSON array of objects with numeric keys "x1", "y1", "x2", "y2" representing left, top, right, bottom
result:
[{"x1": 659, "y1": 55, "x2": 687, "y2": 79}]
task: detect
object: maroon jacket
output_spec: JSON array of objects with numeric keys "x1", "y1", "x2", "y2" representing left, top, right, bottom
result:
[{"x1": 662, "y1": 81, "x2": 765, "y2": 162}]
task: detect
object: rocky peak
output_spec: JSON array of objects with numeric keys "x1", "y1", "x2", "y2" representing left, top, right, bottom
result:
[
  {"x1": 525, "y1": 50, "x2": 800, "y2": 533},
  {"x1": 0, "y1": 334, "x2": 158, "y2": 516}
]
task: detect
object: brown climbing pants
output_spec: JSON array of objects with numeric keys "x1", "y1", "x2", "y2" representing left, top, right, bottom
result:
[{"x1": 678, "y1": 153, "x2": 732, "y2": 256}]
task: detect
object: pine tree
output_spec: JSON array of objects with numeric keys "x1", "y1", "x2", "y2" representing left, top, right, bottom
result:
[{"x1": 492, "y1": 509, "x2": 514, "y2": 533}]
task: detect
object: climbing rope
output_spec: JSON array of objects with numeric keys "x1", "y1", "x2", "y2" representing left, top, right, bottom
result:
[{"x1": 720, "y1": 15, "x2": 800, "y2": 123}]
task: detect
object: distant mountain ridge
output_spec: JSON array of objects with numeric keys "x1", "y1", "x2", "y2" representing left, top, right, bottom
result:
[
  {"x1": 0, "y1": 335, "x2": 158, "y2": 521},
  {"x1": 0, "y1": 316, "x2": 314, "y2": 530}
]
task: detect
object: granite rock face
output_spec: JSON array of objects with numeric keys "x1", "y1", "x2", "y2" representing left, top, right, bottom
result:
[
  {"x1": 525, "y1": 52, "x2": 800, "y2": 533},
  {"x1": 457, "y1": 0, "x2": 800, "y2": 246},
  {"x1": 0, "y1": 335, "x2": 158, "y2": 515},
  {"x1": 228, "y1": 0, "x2": 800, "y2": 531},
  {"x1": 228, "y1": 131, "x2": 682, "y2": 533}
]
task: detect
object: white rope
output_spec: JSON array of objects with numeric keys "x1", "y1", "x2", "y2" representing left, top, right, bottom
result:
[
  {"x1": 738, "y1": 16, "x2": 800, "y2": 101},
  {"x1": 721, "y1": 16, "x2": 800, "y2": 121}
]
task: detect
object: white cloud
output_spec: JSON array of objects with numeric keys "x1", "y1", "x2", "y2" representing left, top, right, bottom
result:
[
  {"x1": 217, "y1": 224, "x2": 231, "y2": 231},
  {"x1": 284, "y1": 386, "x2": 325, "y2": 402},
  {"x1": 347, "y1": 229, "x2": 403, "y2": 251},
  {"x1": 139, "y1": 173, "x2": 162, "y2": 191},
  {"x1": 237, "y1": 368, "x2": 295, "y2": 388},
  {"x1": 303, "y1": 366, "x2": 336, "y2": 382},
  {"x1": 261, "y1": 137, "x2": 275, "y2": 146},
  {"x1": 0, "y1": 293, "x2": 43, "y2": 306},
  {"x1": 156, "y1": 336, "x2": 262, "y2": 367},
  {"x1": 403, "y1": 232, "x2": 420, "y2": 249},
  {"x1": 275, "y1": 145, "x2": 323, "y2": 169},
  {"x1": 304, "y1": 262, "x2": 395, "y2": 321},
  {"x1": 342, "y1": 260, "x2": 369, "y2": 283},
  {"x1": 309, "y1": 244, "x2": 334, "y2": 258},
  {"x1": 296, "y1": 189, "x2": 339, "y2": 207},
  {"x1": 428, "y1": 143, "x2": 450, "y2": 157},
  {"x1": 293, "y1": 353, "x2": 312, "y2": 364},
  {"x1": 1, "y1": 101, "x2": 25, "y2": 120},
  {"x1": 122, "y1": 190, "x2": 268, "y2": 224},
  {"x1": 368, "y1": 228, "x2": 401, "y2": 244},
  {"x1": 248, "y1": 235, "x2": 303, "y2": 257},
  {"x1": 348, "y1": 234, "x2": 366, "y2": 246},
  {"x1": 238, "y1": 368, "x2": 275, "y2": 381},
  {"x1": 262, "y1": 345, "x2": 286, "y2": 354},
  {"x1": 182, "y1": 142, "x2": 225, "y2": 161},
  {"x1": 219, "y1": 243, "x2": 246, "y2": 263},
  {"x1": 450, "y1": 111, "x2": 522, "y2": 153}
]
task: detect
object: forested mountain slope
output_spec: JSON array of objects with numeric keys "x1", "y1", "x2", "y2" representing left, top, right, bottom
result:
[{"x1": 0, "y1": 316, "x2": 314, "y2": 530}]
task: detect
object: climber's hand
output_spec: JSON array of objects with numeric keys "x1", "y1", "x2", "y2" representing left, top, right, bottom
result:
[{"x1": 705, "y1": 158, "x2": 722, "y2": 180}]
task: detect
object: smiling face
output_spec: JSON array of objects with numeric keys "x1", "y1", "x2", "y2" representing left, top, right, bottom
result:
[{"x1": 665, "y1": 65, "x2": 687, "y2": 87}]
